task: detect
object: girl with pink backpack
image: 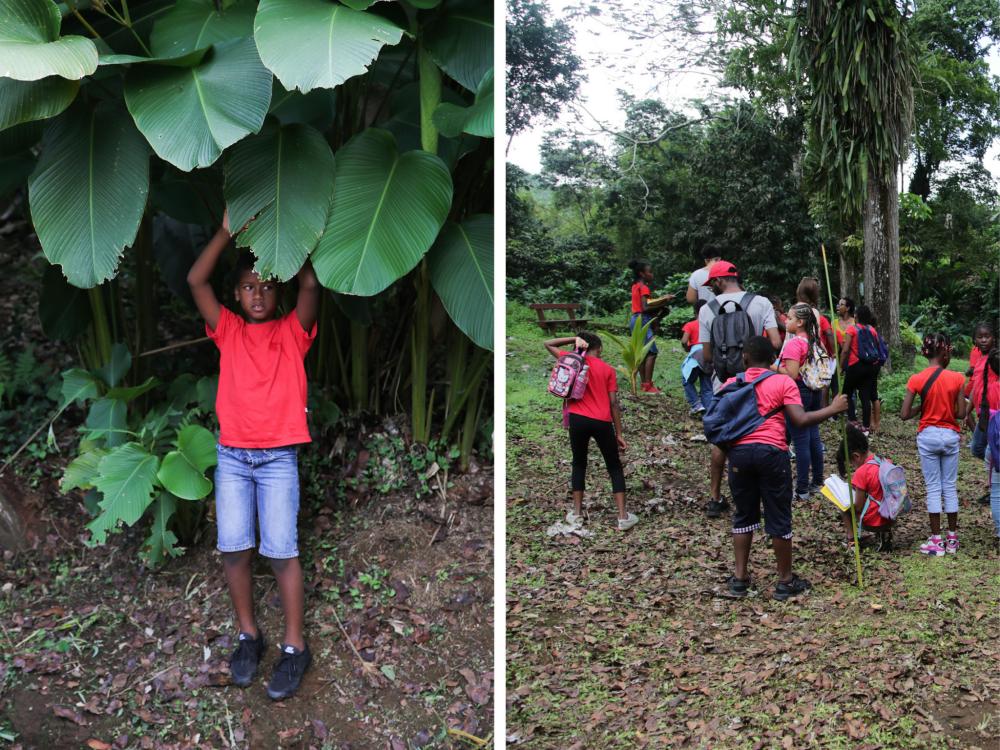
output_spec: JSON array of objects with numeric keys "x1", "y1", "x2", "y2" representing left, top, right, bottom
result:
[{"x1": 544, "y1": 332, "x2": 638, "y2": 531}]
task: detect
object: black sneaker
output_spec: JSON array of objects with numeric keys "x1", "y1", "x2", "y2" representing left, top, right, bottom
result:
[
  {"x1": 705, "y1": 498, "x2": 729, "y2": 518},
  {"x1": 266, "y1": 643, "x2": 312, "y2": 700},
  {"x1": 774, "y1": 575, "x2": 811, "y2": 601},
  {"x1": 726, "y1": 575, "x2": 751, "y2": 598},
  {"x1": 229, "y1": 631, "x2": 266, "y2": 687}
]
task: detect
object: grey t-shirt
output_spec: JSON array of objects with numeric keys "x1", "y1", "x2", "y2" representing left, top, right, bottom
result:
[
  {"x1": 688, "y1": 267, "x2": 714, "y2": 303},
  {"x1": 699, "y1": 290, "x2": 779, "y2": 388}
]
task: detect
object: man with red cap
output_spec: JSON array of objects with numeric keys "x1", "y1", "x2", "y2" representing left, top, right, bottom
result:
[{"x1": 698, "y1": 259, "x2": 783, "y2": 519}]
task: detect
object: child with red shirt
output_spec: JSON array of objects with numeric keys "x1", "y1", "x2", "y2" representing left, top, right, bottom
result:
[
  {"x1": 840, "y1": 304, "x2": 882, "y2": 431},
  {"x1": 965, "y1": 322, "x2": 997, "y2": 462},
  {"x1": 680, "y1": 299, "x2": 712, "y2": 416},
  {"x1": 628, "y1": 259, "x2": 661, "y2": 394},
  {"x1": 188, "y1": 211, "x2": 319, "y2": 699},
  {"x1": 901, "y1": 333, "x2": 967, "y2": 556},
  {"x1": 719, "y1": 337, "x2": 847, "y2": 600},
  {"x1": 835, "y1": 426, "x2": 893, "y2": 547},
  {"x1": 544, "y1": 332, "x2": 638, "y2": 531}
]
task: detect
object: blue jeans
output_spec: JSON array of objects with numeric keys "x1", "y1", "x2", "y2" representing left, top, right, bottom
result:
[
  {"x1": 787, "y1": 384, "x2": 824, "y2": 494},
  {"x1": 916, "y1": 427, "x2": 960, "y2": 514},
  {"x1": 971, "y1": 424, "x2": 987, "y2": 460},
  {"x1": 215, "y1": 444, "x2": 300, "y2": 558},
  {"x1": 682, "y1": 370, "x2": 713, "y2": 411},
  {"x1": 990, "y1": 465, "x2": 1000, "y2": 537}
]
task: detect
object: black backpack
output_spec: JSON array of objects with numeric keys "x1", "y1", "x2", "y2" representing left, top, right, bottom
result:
[{"x1": 707, "y1": 292, "x2": 758, "y2": 382}]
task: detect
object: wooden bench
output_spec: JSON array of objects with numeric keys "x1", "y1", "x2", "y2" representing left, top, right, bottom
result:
[{"x1": 529, "y1": 303, "x2": 588, "y2": 333}]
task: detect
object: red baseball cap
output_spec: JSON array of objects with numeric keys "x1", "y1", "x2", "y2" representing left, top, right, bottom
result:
[{"x1": 704, "y1": 260, "x2": 739, "y2": 285}]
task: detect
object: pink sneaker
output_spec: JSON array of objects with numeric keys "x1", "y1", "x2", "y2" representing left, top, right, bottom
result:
[
  {"x1": 945, "y1": 532, "x2": 959, "y2": 555},
  {"x1": 919, "y1": 535, "x2": 945, "y2": 557}
]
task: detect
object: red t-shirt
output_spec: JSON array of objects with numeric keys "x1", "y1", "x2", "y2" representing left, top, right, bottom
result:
[
  {"x1": 845, "y1": 324, "x2": 878, "y2": 366},
  {"x1": 567, "y1": 356, "x2": 617, "y2": 422},
  {"x1": 208, "y1": 306, "x2": 317, "y2": 448},
  {"x1": 722, "y1": 368, "x2": 802, "y2": 450},
  {"x1": 852, "y1": 454, "x2": 889, "y2": 528},
  {"x1": 964, "y1": 357, "x2": 1000, "y2": 413},
  {"x1": 681, "y1": 319, "x2": 700, "y2": 346},
  {"x1": 906, "y1": 366, "x2": 965, "y2": 432},
  {"x1": 631, "y1": 282, "x2": 650, "y2": 314},
  {"x1": 970, "y1": 347, "x2": 984, "y2": 370},
  {"x1": 818, "y1": 314, "x2": 833, "y2": 354}
]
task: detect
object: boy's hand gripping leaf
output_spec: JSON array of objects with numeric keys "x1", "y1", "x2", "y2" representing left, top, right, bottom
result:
[
  {"x1": 87, "y1": 443, "x2": 160, "y2": 545},
  {"x1": 157, "y1": 424, "x2": 218, "y2": 500}
]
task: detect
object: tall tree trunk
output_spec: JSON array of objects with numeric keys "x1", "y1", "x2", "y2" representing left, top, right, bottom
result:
[
  {"x1": 863, "y1": 168, "x2": 901, "y2": 357},
  {"x1": 836, "y1": 237, "x2": 860, "y2": 303}
]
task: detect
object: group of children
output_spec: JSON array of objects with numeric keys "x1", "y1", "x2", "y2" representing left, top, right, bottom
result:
[{"x1": 547, "y1": 254, "x2": 1000, "y2": 601}]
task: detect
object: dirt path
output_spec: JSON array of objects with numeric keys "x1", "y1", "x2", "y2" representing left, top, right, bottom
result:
[{"x1": 506, "y1": 313, "x2": 999, "y2": 749}]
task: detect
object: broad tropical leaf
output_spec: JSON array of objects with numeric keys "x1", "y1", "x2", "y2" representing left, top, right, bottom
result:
[
  {"x1": 428, "y1": 215, "x2": 492, "y2": 350},
  {"x1": 39, "y1": 263, "x2": 91, "y2": 340},
  {"x1": 422, "y1": 0, "x2": 492, "y2": 92},
  {"x1": 150, "y1": 0, "x2": 256, "y2": 57},
  {"x1": 97, "y1": 343, "x2": 132, "y2": 388},
  {"x1": 28, "y1": 104, "x2": 150, "y2": 288},
  {"x1": 253, "y1": 0, "x2": 404, "y2": 93},
  {"x1": 106, "y1": 377, "x2": 159, "y2": 402},
  {"x1": 269, "y1": 80, "x2": 337, "y2": 127},
  {"x1": 61, "y1": 447, "x2": 109, "y2": 492},
  {"x1": 311, "y1": 128, "x2": 452, "y2": 296},
  {"x1": 224, "y1": 121, "x2": 335, "y2": 280},
  {"x1": 124, "y1": 37, "x2": 272, "y2": 170},
  {"x1": 0, "y1": 77, "x2": 78, "y2": 132},
  {"x1": 98, "y1": 48, "x2": 209, "y2": 67},
  {"x1": 432, "y1": 68, "x2": 492, "y2": 138},
  {"x1": 59, "y1": 368, "x2": 100, "y2": 409},
  {"x1": 140, "y1": 492, "x2": 182, "y2": 567},
  {"x1": 88, "y1": 443, "x2": 160, "y2": 545},
  {"x1": 380, "y1": 81, "x2": 479, "y2": 168},
  {"x1": 85, "y1": 398, "x2": 128, "y2": 447},
  {"x1": 156, "y1": 424, "x2": 217, "y2": 500},
  {"x1": 0, "y1": 0, "x2": 98, "y2": 81}
]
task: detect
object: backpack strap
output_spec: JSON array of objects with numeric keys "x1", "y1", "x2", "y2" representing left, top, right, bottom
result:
[
  {"x1": 740, "y1": 292, "x2": 757, "y2": 310},
  {"x1": 707, "y1": 299, "x2": 721, "y2": 317},
  {"x1": 920, "y1": 366, "x2": 945, "y2": 404},
  {"x1": 748, "y1": 370, "x2": 783, "y2": 420}
]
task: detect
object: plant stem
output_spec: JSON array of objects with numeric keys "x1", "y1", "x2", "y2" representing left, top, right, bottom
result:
[
  {"x1": 350, "y1": 321, "x2": 368, "y2": 412},
  {"x1": 822, "y1": 243, "x2": 864, "y2": 589},
  {"x1": 410, "y1": 263, "x2": 430, "y2": 443},
  {"x1": 88, "y1": 286, "x2": 113, "y2": 365},
  {"x1": 417, "y1": 43, "x2": 441, "y2": 155},
  {"x1": 65, "y1": 1, "x2": 102, "y2": 39}
]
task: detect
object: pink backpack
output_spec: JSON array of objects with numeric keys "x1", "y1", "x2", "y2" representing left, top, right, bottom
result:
[{"x1": 548, "y1": 350, "x2": 589, "y2": 400}]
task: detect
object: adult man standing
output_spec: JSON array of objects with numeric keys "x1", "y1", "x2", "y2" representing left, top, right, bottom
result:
[
  {"x1": 698, "y1": 259, "x2": 783, "y2": 518},
  {"x1": 686, "y1": 247, "x2": 721, "y2": 305}
]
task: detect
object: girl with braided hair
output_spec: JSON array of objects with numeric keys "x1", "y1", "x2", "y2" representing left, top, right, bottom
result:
[{"x1": 901, "y1": 333, "x2": 968, "y2": 556}]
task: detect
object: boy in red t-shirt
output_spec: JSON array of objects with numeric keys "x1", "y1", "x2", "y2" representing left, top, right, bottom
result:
[
  {"x1": 188, "y1": 211, "x2": 319, "y2": 700},
  {"x1": 835, "y1": 426, "x2": 893, "y2": 547}
]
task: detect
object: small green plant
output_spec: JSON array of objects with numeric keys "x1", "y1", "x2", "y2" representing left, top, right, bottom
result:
[{"x1": 604, "y1": 318, "x2": 655, "y2": 394}]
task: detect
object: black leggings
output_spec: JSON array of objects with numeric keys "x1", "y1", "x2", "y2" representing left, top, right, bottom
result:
[
  {"x1": 842, "y1": 362, "x2": 880, "y2": 427},
  {"x1": 568, "y1": 413, "x2": 625, "y2": 493}
]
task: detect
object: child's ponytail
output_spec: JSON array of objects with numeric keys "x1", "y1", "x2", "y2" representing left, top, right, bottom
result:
[
  {"x1": 921, "y1": 332, "x2": 951, "y2": 360},
  {"x1": 789, "y1": 302, "x2": 819, "y2": 351}
]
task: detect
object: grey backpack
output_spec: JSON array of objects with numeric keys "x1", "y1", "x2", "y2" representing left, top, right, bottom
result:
[{"x1": 708, "y1": 292, "x2": 758, "y2": 382}]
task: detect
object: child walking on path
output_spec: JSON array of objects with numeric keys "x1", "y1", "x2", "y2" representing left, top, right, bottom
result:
[
  {"x1": 681, "y1": 300, "x2": 713, "y2": 416},
  {"x1": 775, "y1": 303, "x2": 825, "y2": 500},
  {"x1": 719, "y1": 336, "x2": 848, "y2": 600},
  {"x1": 835, "y1": 425, "x2": 894, "y2": 547},
  {"x1": 966, "y1": 347, "x2": 999, "y2": 530},
  {"x1": 900, "y1": 333, "x2": 967, "y2": 556},
  {"x1": 545, "y1": 333, "x2": 638, "y2": 531},
  {"x1": 840, "y1": 305, "x2": 883, "y2": 432},
  {"x1": 628, "y1": 259, "x2": 662, "y2": 394},
  {"x1": 188, "y1": 211, "x2": 319, "y2": 699}
]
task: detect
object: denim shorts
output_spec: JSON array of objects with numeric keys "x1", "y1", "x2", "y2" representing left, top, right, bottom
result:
[{"x1": 215, "y1": 443, "x2": 300, "y2": 558}]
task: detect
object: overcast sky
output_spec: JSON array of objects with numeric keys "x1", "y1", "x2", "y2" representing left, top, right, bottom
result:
[{"x1": 507, "y1": 0, "x2": 1000, "y2": 182}]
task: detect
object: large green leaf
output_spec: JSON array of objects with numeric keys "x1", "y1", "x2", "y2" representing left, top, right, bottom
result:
[
  {"x1": 432, "y1": 68, "x2": 492, "y2": 138},
  {"x1": 156, "y1": 424, "x2": 217, "y2": 500},
  {"x1": 268, "y1": 79, "x2": 337, "y2": 127},
  {"x1": 380, "y1": 81, "x2": 479, "y2": 169},
  {"x1": 0, "y1": 77, "x2": 78, "y2": 132},
  {"x1": 253, "y1": 0, "x2": 404, "y2": 93},
  {"x1": 150, "y1": 0, "x2": 256, "y2": 57},
  {"x1": 224, "y1": 121, "x2": 335, "y2": 280},
  {"x1": 106, "y1": 377, "x2": 159, "y2": 402},
  {"x1": 422, "y1": 0, "x2": 492, "y2": 92},
  {"x1": 97, "y1": 343, "x2": 132, "y2": 388},
  {"x1": 39, "y1": 263, "x2": 91, "y2": 340},
  {"x1": 59, "y1": 367, "x2": 100, "y2": 409},
  {"x1": 85, "y1": 397, "x2": 128, "y2": 447},
  {"x1": 88, "y1": 442, "x2": 160, "y2": 545},
  {"x1": 124, "y1": 37, "x2": 272, "y2": 170},
  {"x1": 311, "y1": 128, "x2": 452, "y2": 296},
  {"x1": 0, "y1": 0, "x2": 98, "y2": 81},
  {"x1": 427, "y1": 215, "x2": 492, "y2": 350},
  {"x1": 61, "y1": 447, "x2": 109, "y2": 492},
  {"x1": 28, "y1": 103, "x2": 150, "y2": 288},
  {"x1": 140, "y1": 491, "x2": 182, "y2": 567}
]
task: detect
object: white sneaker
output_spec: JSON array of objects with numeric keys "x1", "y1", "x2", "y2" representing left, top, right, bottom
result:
[{"x1": 617, "y1": 512, "x2": 639, "y2": 531}]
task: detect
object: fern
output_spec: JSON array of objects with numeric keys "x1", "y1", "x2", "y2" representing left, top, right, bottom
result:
[
  {"x1": 0, "y1": 351, "x2": 11, "y2": 389},
  {"x1": 12, "y1": 347, "x2": 37, "y2": 394}
]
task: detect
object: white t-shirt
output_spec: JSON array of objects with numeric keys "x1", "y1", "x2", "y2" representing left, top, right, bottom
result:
[
  {"x1": 699, "y1": 290, "x2": 779, "y2": 389},
  {"x1": 688, "y1": 267, "x2": 714, "y2": 303}
]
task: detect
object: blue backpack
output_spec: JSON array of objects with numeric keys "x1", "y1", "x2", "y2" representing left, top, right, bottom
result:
[
  {"x1": 855, "y1": 325, "x2": 888, "y2": 366},
  {"x1": 988, "y1": 409, "x2": 1000, "y2": 471},
  {"x1": 703, "y1": 371, "x2": 783, "y2": 448}
]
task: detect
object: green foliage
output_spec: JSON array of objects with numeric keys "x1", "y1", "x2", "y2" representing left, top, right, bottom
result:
[
  {"x1": 0, "y1": 0, "x2": 98, "y2": 81},
  {"x1": 427, "y1": 214, "x2": 494, "y2": 350},
  {"x1": 604, "y1": 318, "x2": 654, "y2": 395}
]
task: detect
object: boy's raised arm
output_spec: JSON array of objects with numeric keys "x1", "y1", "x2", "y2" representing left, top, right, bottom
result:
[
  {"x1": 187, "y1": 211, "x2": 231, "y2": 331},
  {"x1": 295, "y1": 260, "x2": 320, "y2": 332}
]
